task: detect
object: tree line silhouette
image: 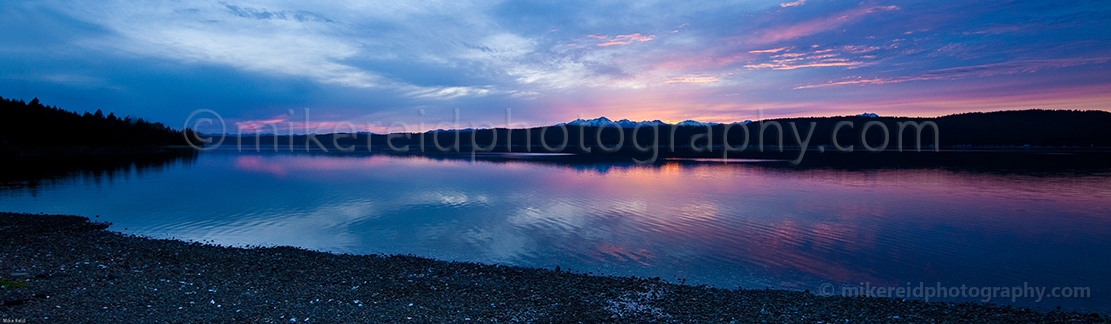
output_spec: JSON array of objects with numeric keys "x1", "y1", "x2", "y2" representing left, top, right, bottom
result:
[
  {"x1": 222, "y1": 109, "x2": 1111, "y2": 167},
  {"x1": 244, "y1": 109, "x2": 1111, "y2": 154},
  {"x1": 0, "y1": 95, "x2": 199, "y2": 147}
]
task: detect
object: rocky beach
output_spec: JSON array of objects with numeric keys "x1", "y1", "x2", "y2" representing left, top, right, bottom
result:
[{"x1": 1, "y1": 212, "x2": 1106, "y2": 323}]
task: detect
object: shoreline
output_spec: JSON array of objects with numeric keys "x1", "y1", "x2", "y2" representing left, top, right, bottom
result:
[{"x1": 1, "y1": 212, "x2": 1106, "y2": 323}]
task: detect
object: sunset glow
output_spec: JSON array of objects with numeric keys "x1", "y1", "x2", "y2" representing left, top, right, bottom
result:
[{"x1": 2, "y1": 1, "x2": 1109, "y2": 133}]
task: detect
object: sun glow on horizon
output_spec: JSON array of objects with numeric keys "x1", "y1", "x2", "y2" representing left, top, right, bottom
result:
[{"x1": 1, "y1": 0, "x2": 1108, "y2": 130}]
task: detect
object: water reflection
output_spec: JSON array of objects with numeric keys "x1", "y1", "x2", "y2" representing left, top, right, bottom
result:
[
  {"x1": 2, "y1": 150, "x2": 1109, "y2": 313},
  {"x1": 0, "y1": 148, "x2": 197, "y2": 194}
]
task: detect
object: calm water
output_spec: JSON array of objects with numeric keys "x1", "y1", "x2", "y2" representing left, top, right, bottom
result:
[{"x1": 3, "y1": 150, "x2": 1110, "y2": 313}]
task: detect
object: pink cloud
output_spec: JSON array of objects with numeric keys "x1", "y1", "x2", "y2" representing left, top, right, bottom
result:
[
  {"x1": 745, "y1": 61, "x2": 863, "y2": 70},
  {"x1": 825, "y1": 84, "x2": 1111, "y2": 117},
  {"x1": 532, "y1": 78, "x2": 1111, "y2": 127},
  {"x1": 794, "y1": 57, "x2": 1111, "y2": 89},
  {"x1": 750, "y1": 5, "x2": 899, "y2": 44},
  {"x1": 645, "y1": 49, "x2": 760, "y2": 72},
  {"x1": 236, "y1": 118, "x2": 287, "y2": 131},
  {"x1": 596, "y1": 33, "x2": 655, "y2": 47},
  {"x1": 841, "y1": 45, "x2": 880, "y2": 54},
  {"x1": 772, "y1": 52, "x2": 805, "y2": 58},
  {"x1": 749, "y1": 47, "x2": 789, "y2": 54},
  {"x1": 663, "y1": 74, "x2": 721, "y2": 84},
  {"x1": 745, "y1": 46, "x2": 869, "y2": 70}
]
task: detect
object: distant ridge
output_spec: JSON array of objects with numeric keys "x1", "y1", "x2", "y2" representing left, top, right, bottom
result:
[
  {"x1": 927, "y1": 109, "x2": 1111, "y2": 147},
  {"x1": 556, "y1": 117, "x2": 742, "y2": 128},
  {"x1": 538, "y1": 110, "x2": 1111, "y2": 148},
  {"x1": 226, "y1": 109, "x2": 1111, "y2": 153}
]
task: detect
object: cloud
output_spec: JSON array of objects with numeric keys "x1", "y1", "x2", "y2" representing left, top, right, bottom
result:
[
  {"x1": 840, "y1": 45, "x2": 880, "y2": 54},
  {"x1": 750, "y1": 5, "x2": 900, "y2": 44},
  {"x1": 745, "y1": 61, "x2": 862, "y2": 70},
  {"x1": 663, "y1": 74, "x2": 721, "y2": 84},
  {"x1": 596, "y1": 33, "x2": 655, "y2": 47},
  {"x1": 16, "y1": 0, "x2": 561, "y2": 107},
  {"x1": 409, "y1": 86, "x2": 493, "y2": 99},
  {"x1": 962, "y1": 25, "x2": 1021, "y2": 35},
  {"x1": 111, "y1": 26, "x2": 385, "y2": 88},
  {"x1": 671, "y1": 23, "x2": 689, "y2": 33},
  {"x1": 224, "y1": 5, "x2": 333, "y2": 22},
  {"x1": 3, "y1": 0, "x2": 1110, "y2": 128},
  {"x1": 749, "y1": 47, "x2": 789, "y2": 54},
  {"x1": 780, "y1": 0, "x2": 806, "y2": 8},
  {"x1": 794, "y1": 57, "x2": 1111, "y2": 89},
  {"x1": 744, "y1": 46, "x2": 869, "y2": 70},
  {"x1": 45, "y1": 2, "x2": 396, "y2": 90}
]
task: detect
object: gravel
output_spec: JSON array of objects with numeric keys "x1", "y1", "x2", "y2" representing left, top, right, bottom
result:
[{"x1": 1, "y1": 212, "x2": 1106, "y2": 323}]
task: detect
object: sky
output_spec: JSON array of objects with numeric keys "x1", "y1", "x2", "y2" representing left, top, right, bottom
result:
[{"x1": 2, "y1": 0, "x2": 1110, "y2": 133}]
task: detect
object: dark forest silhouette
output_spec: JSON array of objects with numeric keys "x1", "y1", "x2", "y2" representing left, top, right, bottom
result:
[
  {"x1": 223, "y1": 109, "x2": 1111, "y2": 168},
  {"x1": 2, "y1": 94, "x2": 1108, "y2": 168},
  {"x1": 239, "y1": 110, "x2": 1111, "y2": 155},
  {"x1": 0, "y1": 96, "x2": 199, "y2": 190},
  {"x1": 0, "y1": 95, "x2": 199, "y2": 147}
]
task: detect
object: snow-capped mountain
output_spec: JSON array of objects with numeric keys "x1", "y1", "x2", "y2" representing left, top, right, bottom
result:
[
  {"x1": 675, "y1": 120, "x2": 721, "y2": 127},
  {"x1": 558, "y1": 117, "x2": 748, "y2": 128},
  {"x1": 560, "y1": 117, "x2": 660, "y2": 128}
]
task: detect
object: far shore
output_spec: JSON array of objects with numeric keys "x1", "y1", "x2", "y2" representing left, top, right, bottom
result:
[{"x1": 1, "y1": 212, "x2": 1106, "y2": 323}]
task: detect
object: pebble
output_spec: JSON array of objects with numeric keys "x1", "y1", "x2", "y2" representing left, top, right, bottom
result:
[{"x1": 1, "y1": 212, "x2": 1106, "y2": 323}]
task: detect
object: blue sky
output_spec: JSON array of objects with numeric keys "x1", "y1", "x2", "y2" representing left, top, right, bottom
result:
[{"x1": 2, "y1": 0, "x2": 1109, "y2": 133}]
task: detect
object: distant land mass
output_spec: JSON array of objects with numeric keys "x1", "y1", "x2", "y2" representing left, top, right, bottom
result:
[
  {"x1": 234, "y1": 109, "x2": 1111, "y2": 153},
  {"x1": 210, "y1": 108, "x2": 1111, "y2": 168},
  {"x1": 3, "y1": 95, "x2": 1110, "y2": 168},
  {"x1": 543, "y1": 111, "x2": 1111, "y2": 148}
]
